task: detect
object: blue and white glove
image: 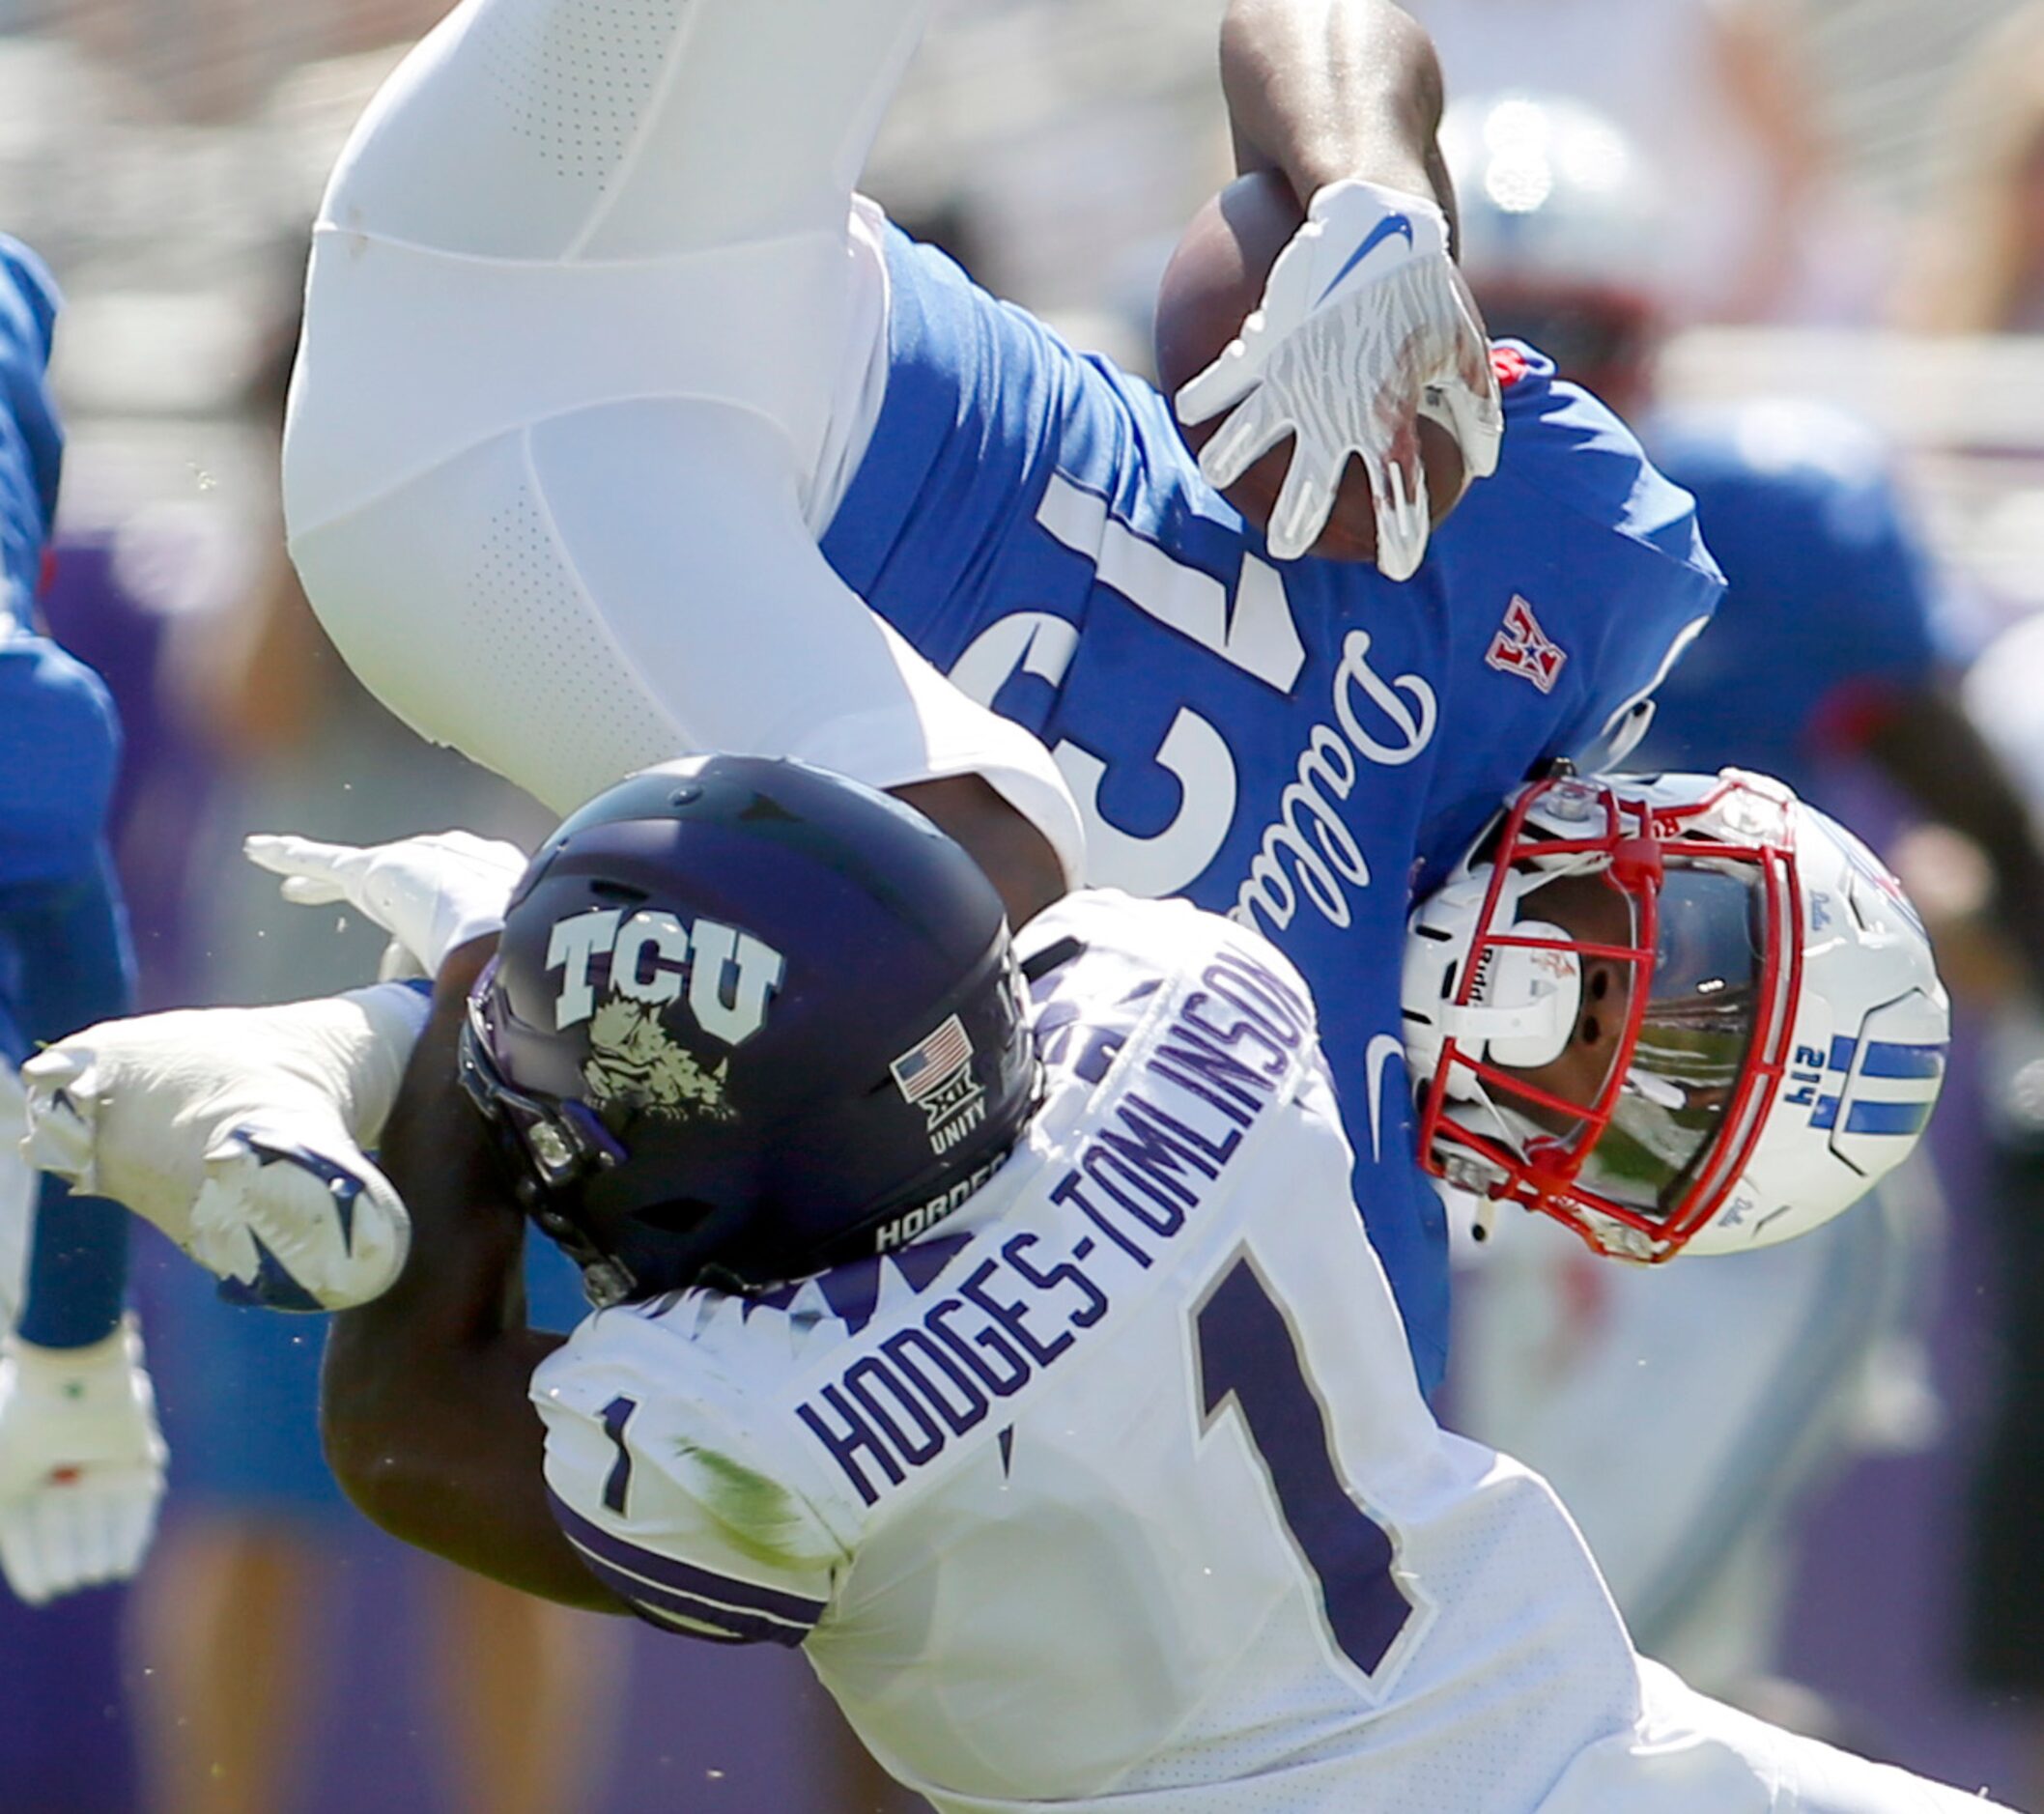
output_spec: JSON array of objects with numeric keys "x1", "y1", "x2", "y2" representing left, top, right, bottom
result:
[
  {"x1": 21, "y1": 987, "x2": 428, "y2": 1312},
  {"x1": 1176, "y1": 178, "x2": 1504, "y2": 576},
  {"x1": 243, "y1": 830, "x2": 528, "y2": 982},
  {"x1": 0, "y1": 1316, "x2": 165, "y2": 1604}
]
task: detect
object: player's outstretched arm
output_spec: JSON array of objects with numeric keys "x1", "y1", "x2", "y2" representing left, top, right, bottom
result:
[
  {"x1": 1178, "y1": 0, "x2": 1502, "y2": 572},
  {"x1": 321, "y1": 948, "x2": 623, "y2": 1613},
  {"x1": 1219, "y1": 0, "x2": 1452, "y2": 215}
]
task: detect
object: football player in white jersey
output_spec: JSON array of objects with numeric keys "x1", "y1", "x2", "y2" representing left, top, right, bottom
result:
[{"x1": 18, "y1": 751, "x2": 1993, "y2": 1811}]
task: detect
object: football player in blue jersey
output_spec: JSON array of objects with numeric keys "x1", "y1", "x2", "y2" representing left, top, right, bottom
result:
[
  {"x1": 14, "y1": 753, "x2": 1994, "y2": 1810},
  {"x1": 0, "y1": 234, "x2": 165, "y2": 1613},
  {"x1": 266, "y1": 0, "x2": 1728, "y2": 1398}
]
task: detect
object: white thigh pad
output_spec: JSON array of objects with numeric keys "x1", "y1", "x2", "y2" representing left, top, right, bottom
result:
[
  {"x1": 321, "y1": 0, "x2": 939, "y2": 260},
  {"x1": 290, "y1": 400, "x2": 1084, "y2": 877}
]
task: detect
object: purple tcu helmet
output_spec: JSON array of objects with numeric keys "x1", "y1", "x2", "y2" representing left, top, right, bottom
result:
[{"x1": 460, "y1": 755, "x2": 1037, "y2": 1305}]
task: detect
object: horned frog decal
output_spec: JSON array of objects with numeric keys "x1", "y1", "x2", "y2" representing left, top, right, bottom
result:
[{"x1": 582, "y1": 998, "x2": 735, "y2": 1122}]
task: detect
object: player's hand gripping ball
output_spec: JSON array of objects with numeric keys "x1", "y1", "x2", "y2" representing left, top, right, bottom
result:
[{"x1": 1159, "y1": 171, "x2": 1502, "y2": 574}]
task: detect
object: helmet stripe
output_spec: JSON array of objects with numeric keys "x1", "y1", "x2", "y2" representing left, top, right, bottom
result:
[
  {"x1": 1841, "y1": 1098, "x2": 1937, "y2": 1138},
  {"x1": 1857, "y1": 1039, "x2": 1947, "y2": 1081}
]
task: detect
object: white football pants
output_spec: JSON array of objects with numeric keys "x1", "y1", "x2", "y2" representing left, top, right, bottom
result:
[
  {"x1": 283, "y1": 0, "x2": 1081, "y2": 875},
  {"x1": 1540, "y1": 1660, "x2": 2008, "y2": 1812}
]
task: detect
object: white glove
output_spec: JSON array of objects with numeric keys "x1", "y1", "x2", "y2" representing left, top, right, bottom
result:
[
  {"x1": 20, "y1": 985, "x2": 430, "y2": 1311},
  {"x1": 1176, "y1": 178, "x2": 1504, "y2": 576},
  {"x1": 0, "y1": 1316, "x2": 166, "y2": 1604},
  {"x1": 244, "y1": 830, "x2": 528, "y2": 982}
]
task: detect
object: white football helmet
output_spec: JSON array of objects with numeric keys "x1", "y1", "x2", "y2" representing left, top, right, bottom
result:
[{"x1": 1402, "y1": 769, "x2": 1949, "y2": 1261}]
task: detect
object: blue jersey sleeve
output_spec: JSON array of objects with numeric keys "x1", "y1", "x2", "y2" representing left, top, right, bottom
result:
[
  {"x1": 0, "y1": 234, "x2": 112, "y2": 889},
  {"x1": 0, "y1": 234, "x2": 61, "y2": 629}
]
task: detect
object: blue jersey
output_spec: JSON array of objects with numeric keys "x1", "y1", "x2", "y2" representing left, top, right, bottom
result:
[
  {"x1": 0, "y1": 234, "x2": 59, "y2": 610},
  {"x1": 0, "y1": 234, "x2": 120, "y2": 891},
  {"x1": 1635, "y1": 401, "x2": 1938, "y2": 804},
  {"x1": 822, "y1": 232, "x2": 1724, "y2": 1391},
  {"x1": 0, "y1": 234, "x2": 134, "y2": 1350}
]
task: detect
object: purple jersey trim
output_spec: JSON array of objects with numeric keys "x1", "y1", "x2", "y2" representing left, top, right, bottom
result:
[{"x1": 547, "y1": 1488, "x2": 823, "y2": 1645}]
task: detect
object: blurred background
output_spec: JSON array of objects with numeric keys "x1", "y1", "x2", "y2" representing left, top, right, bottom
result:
[{"x1": 7, "y1": 0, "x2": 2044, "y2": 1809}]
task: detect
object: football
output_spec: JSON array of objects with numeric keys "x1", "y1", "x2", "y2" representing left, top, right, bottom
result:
[{"x1": 1153, "y1": 169, "x2": 1467, "y2": 566}]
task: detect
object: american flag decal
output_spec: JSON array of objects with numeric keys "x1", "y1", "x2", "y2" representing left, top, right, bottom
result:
[{"x1": 892, "y1": 1014, "x2": 974, "y2": 1103}]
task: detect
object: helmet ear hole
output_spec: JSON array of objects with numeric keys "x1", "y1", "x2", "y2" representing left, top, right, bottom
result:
[{"x1": 629, "y1": 1197, "x2": 715, "y2": 1236}]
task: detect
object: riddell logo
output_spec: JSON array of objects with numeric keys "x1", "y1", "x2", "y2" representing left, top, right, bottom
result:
[
  {"x1": 1465, "y1": 946, "x2": 1495, "y2": 1002},
  {"x1": 1486, "y1": 596, "x2": 1567, "y2": 694}
]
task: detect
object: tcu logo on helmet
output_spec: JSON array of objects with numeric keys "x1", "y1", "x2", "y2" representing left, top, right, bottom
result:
[
  {"x1": 546, "y1": 908, "x2": 785, "y2": 1045},
  {"x1": 1486, "y1": 595, "x2": 1568, "y2": 694}
]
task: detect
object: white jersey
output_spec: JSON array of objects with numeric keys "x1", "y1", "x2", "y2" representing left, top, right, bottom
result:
[
  {"x1": 535, "y1": 895, "x2": 2004, "y2": 1812},
  {"x1": 533, "y1": 892, "x2": 1647, "y2": 1810}
]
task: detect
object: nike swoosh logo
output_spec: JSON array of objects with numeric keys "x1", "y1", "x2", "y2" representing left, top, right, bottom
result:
[
  {"x1": 1365, "y1": 1033, "x2": 1405, "y2": 1164},
  {"x1": 1316, "y1": 213, "x2": 1414, "y2": 307}
]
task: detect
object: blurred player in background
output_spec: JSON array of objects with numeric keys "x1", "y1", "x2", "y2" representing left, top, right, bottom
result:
[
  {"x1": 0, "y1": 228, "x2": 158, "y2": 1812},
  {"x1": 1896, "y1": 14, "x2": 2044, "y2": 1795},
  {"x1": 1405, "y1": 0, "x2": 1831, "y2": 324},
  {"x1": 278, "y1": 0, "x2": 1731, "y2": 1410},
  {"x1": 1948, "y1": 607, "x2": 2044, "y2": 1814},
  {"x1": 21, "y1": 751, "x2": 1994, "y2": 1809},
  {"x1": 1437, "y1": 90, "x2": 2044, "y2": 1717},
  {"x1": 1898, "y1": 1, "x2": 2044, "y2": 335}
]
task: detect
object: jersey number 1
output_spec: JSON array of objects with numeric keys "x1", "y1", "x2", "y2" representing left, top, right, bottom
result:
[
  {"x1": 599, "y1": 1396, "x2": 638, "y2": 1515},
  {"x1": 1194, "y1": 1254, "x2": 1414, "y2": 1683}
]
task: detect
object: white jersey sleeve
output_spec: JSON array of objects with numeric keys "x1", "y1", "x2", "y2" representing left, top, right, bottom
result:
[
  {"x1": 283, "y1": 0, "x2": 1083, "y2": 879},
  {"x1": 534, "y1": 1301, "x2": 848, "y2": 1647}
]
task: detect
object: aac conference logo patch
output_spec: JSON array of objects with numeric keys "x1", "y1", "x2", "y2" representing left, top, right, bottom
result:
[{"x1": 1485, "y1": 595, "x2": 1567, "y2": 694}]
